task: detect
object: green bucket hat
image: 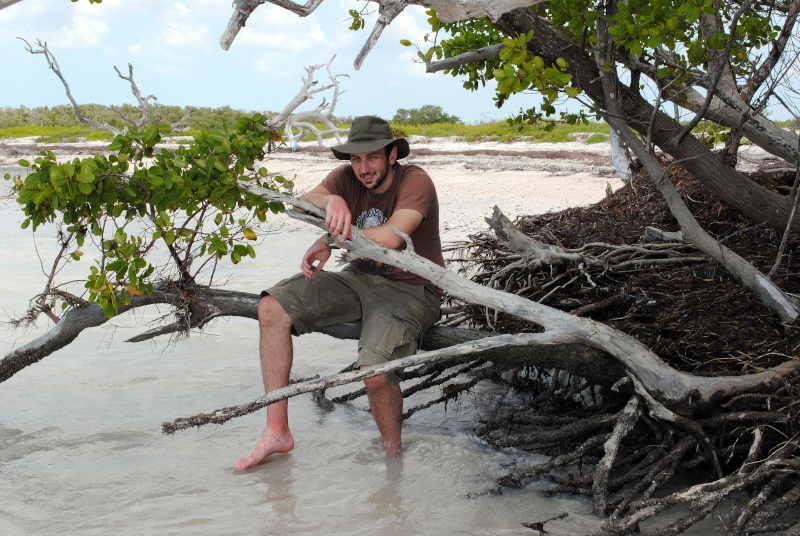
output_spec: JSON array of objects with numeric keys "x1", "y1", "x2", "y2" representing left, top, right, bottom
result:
[{"x1": 331, "y1": 115, "x2": 410, "y2": 160}]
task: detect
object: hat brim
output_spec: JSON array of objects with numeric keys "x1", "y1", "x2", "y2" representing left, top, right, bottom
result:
[{"x1": 331, "y1": 138, "x2": 410, "y2": 160}]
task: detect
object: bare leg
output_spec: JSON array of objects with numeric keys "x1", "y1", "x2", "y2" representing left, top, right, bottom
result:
[
  {"x1": 363, "y1": 372, "x2": 403, "y2": 457},
  {"x1": 235, "y1": 296, "x2": 296, "y2": 472}
]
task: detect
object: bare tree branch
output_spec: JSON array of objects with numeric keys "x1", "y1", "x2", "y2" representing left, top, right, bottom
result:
[
  {"x1": 426, "y1": 44, "x2": 504, "y2": 74},
  {"x1": 19, "y1": 38, "x2": 119, "y2": 135},
  {"x1": 220, "y1": 0, "x2": 326, "y2": 51},
  {"x1": 353, "y1": 0, "x2": 408, "y2": 70},
  {"x1": 267, "y1": 56, "x2": 349, "y2": 150},
  {"x1": 0, "y1": 0, "x2": 24, "y2": 10},
  {"x1": 222, "y1": 0, "x2": 544, "y2": 67},
  {"x1": 20, "y1": 40, "x2": 192, "y2": 135}
]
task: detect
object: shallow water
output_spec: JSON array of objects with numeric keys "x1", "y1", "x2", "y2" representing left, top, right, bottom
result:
[{"x1": 0, "y1": 173, "x2": 609, "y2": 536}]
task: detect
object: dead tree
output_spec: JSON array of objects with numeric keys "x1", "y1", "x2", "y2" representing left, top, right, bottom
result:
[
  {"x1": 19, "y1": 38, "x2": 193, "y2": 135},
  {"x1": 266, "y1": 56, "x2": 349, "y2": 151}
]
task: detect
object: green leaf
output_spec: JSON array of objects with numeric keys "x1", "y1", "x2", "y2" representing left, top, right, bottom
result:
[{"x1": 511, "y1": 50, "x2": 528, "y2": 65}]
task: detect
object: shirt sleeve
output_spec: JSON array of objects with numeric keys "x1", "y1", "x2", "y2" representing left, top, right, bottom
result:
[
  {"x1": 320, "y1": 165, "x2": 352, "y2": 198},
  {"x1": 396, "y1": 166, "x2": 436, "y2": 219}
]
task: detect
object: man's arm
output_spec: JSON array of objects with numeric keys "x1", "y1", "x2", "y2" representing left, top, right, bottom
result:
[
  {"x1": 362, "y1": 209, "x2": 424, "y2": 250},
  {"x1": 299, "y1": 185, "x2": 425, "y2": 249},
  {"x1": 299, "y1": 185, "x2": 352, "y2": 241}
]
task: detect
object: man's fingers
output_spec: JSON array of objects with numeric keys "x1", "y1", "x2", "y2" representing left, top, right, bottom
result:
[{"x1": 341, "y1": 215, "x2": 352, "y2": 241}]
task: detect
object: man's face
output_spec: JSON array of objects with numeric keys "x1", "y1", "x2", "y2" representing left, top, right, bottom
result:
[{"x1": 349, "y1": 146, "x2": 397, "y2": 194}]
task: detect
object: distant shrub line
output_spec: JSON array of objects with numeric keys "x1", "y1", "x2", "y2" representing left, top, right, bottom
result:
[{"x1": 0, "y1": 103, "x2": 614, "y2": 144}]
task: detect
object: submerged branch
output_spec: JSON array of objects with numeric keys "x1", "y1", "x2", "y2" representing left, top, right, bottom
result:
[{"x1": 162, "y1": 332, "x2": 568, "y2": 433}]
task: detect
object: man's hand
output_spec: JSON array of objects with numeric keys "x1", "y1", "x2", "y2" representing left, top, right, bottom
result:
[
  {"x1": 301, "y1": 235, "x2": 332, "y2": 280},
  {"x1": 324, "y1": 195, "x2": 351, "y2": 242},
  {"x1": 299, "y1": 187, "x2": 352, "y2": 242}
]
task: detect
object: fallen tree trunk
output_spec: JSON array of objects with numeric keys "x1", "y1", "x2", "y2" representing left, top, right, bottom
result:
[
  {"x1": 0, "y1": 282, "x2": 624, "y2": 386},
  {"x1": 236, "y1": 183, "x2": 800, "y2": 413}
]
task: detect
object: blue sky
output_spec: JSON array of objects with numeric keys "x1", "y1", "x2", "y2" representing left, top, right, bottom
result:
[{"x1": 0, "y1": 0, "x2": 538, "y2": 124}]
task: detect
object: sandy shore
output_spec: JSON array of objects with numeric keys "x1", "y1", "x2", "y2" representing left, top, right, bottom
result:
[
  {"x1": 259, "y1": 135, "x2": 625, "y2": 240},
  {"x1": 0, "y1": 135, "x2": 626, "y2": 241},
  {"x1": 6, "y1": 133, "x2": 778, "y2": 240}
]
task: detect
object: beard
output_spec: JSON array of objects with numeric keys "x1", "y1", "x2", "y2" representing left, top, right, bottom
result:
[{"x1": 357, "y1": 162, "x2": 391, "y2": 192}]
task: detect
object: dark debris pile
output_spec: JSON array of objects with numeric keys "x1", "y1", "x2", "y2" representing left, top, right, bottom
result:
[{"x1": 448, "y1": 159, "x2": 800, "y2": 377}]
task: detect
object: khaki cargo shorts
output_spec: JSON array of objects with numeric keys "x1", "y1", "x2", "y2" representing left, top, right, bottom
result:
[{"x1": 263, "y1": 266, "x2": 441, "y2": 383}]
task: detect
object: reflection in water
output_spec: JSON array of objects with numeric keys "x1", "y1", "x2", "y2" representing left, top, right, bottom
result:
[
  {"x1": 366, "y1": 458, "x2": 408, "y2": 531},
  {"x1": 259, "y1": 456, "x2": 303, "y2": 533}
]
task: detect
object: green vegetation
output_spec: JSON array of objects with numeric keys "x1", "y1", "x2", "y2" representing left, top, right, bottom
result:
[
  {"x1": 0, "y1": 126, "x2": 115, "y2": 142},
  {"x1": 393, "y1": 105, "x2": 460, "y2": 125},
  {"x1": 6, "y1": 116, "x2": 289, "y2": 317},
  {"x1": 398, "y1": 118, "x2": 609, "y2": 142},
  {"x1": 584, "y1": 133, "x2": 610, "y2": 144},
  {"x1": 0, "y1": 104, "x2": 267, "y2": 138},
  {"x1": 0, "y1": 104, "x2": 614, "y2": 145}
]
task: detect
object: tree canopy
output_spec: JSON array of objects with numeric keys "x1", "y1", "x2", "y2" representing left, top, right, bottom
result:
[{"x1": 392, "y1": 104, "x2": 461, "y2": 124}]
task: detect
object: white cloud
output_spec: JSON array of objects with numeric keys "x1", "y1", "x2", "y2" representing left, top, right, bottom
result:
[
  {"x1": 388, "y1": 6, "x2": 430, "y2": 44},
  {"x1": 239, "y1": 7, "x2": 328, "y2": 52},
  {"x1": 173, "y1": 2, "x2": 190, "y2": 17},
  {"x1": 54, "y1": 14, "x2": 111, "y2": 48}
]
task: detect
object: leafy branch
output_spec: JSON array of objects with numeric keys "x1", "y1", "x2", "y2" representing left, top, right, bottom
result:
[{"x1": 6, "y1": 115, "x2": 290, "y2": 319}]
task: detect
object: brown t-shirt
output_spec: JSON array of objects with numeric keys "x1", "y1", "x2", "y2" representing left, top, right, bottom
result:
[{"x1": 321, "y1": 162, "x2": 445, "y2": 292}]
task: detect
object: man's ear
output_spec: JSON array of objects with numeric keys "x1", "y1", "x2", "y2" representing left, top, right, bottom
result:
[{"x1": 389, "y1": 145, "x2": 398, "y2": 165}]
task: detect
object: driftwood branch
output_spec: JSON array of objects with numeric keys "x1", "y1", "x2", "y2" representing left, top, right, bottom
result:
[
  {"x1": 267, "y1": 56, "x2": 349, "y2": 150},
  {"x1": 162, "y1": 331, "x2": 577, "y2": 433},
  {"x1": 592, "y1": 396, "x2": 641, "y2": 515},
  {"x1": 1, "y1": 280, "x2": 624, "y2": 388}
]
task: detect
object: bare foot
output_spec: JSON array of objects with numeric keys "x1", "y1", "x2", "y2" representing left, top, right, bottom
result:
[{"x1": 234, "y1": 431, "x2": 294, "y2": 473}]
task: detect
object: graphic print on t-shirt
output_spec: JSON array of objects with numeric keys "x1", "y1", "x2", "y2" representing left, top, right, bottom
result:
[{"x1": 353, "y1": 208, "x2": 394, "y2": 277}]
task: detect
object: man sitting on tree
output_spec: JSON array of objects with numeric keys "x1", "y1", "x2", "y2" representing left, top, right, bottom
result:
[{"x1": 235, "y1": 116, "x2": 444, "y2": 472}]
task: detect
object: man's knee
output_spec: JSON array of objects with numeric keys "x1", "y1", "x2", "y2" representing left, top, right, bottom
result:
[
  {"x1": 258, "y1": 295, "x2": 291, "y2": 330},
  {"x1": 363, "y1": 373, "x2": 397, "y2": 393}
]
